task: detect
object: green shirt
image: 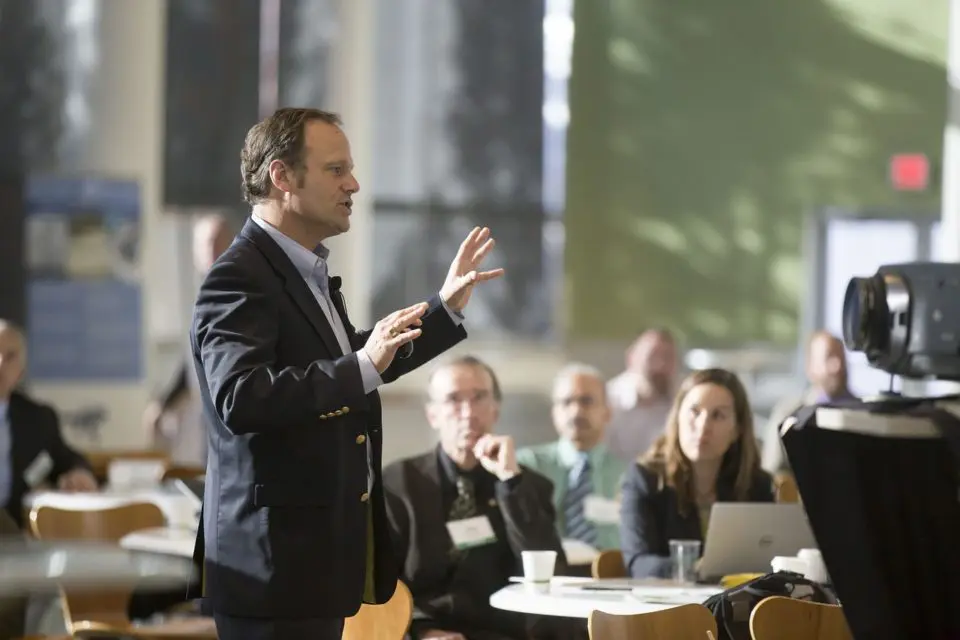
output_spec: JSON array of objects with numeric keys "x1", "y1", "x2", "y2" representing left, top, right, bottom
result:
[{"x1": 516, "y1": 439, "x2": 627, "y2": 551}]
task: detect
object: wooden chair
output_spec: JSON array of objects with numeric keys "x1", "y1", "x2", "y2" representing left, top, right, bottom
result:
[
  {"x1": 342, "y1": 580, "x2": 413, "y2": 640},
  {"x1": 28, "y1": 503, "x2": 215, "y2": 639},
  {"x1": 588, "y1": 604, "x2": 718, "y2": 640},
  {"x1": 591, "y1": 549, "x2": 627, "y2": 579},
  {"x1": 750, "y1": 596, "x2": 852, "y2": 640},
  {"x1": 160, "y1": 465, "x2": 206, "y2": 482},
  {"x1": 774, "y1": 472, "x2": 800, "y2": 503}
]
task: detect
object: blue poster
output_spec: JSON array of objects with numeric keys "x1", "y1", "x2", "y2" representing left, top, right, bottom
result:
[{"x1": 24, "y1": 176, "x2": 142, "y2": 381}]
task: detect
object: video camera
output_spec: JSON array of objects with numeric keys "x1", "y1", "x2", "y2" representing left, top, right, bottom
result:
[{"x1": 842, "y1": 262, "x2": 960, "y2": 381}]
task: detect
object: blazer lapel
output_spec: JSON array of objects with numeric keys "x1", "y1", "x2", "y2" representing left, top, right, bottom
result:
[{"x1": 240, "y1": 219, "x2": 344, "y2": 357}]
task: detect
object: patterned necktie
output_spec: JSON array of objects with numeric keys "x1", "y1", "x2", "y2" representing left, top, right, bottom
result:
[
  {"x1": 563, "y1": 458, "x2": 598, "y2": 546},
  {"x1": 449, "y1": 475, "x2": 478, "y2": 520}
]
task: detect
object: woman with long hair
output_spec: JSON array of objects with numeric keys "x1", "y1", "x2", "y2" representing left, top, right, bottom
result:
[{"x1": 619, "y1": 368, "x2": 774, "y2": 578}]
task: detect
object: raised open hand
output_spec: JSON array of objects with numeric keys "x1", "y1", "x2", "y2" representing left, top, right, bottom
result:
[{"x1": 439, "y1": 227, "x2": 505, "y2": 313}]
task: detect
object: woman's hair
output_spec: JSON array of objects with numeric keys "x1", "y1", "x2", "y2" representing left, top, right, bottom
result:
[{"x1": 640, "y1": 367, "x2": 761, "y2": 515}]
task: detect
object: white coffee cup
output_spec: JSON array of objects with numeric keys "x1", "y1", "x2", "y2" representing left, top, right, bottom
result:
[{"x1": 521, "y1": 550, "x2": 557, "y2": 584}]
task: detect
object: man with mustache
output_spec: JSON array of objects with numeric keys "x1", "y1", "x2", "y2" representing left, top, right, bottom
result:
[
  {"x1": 518, "y1": 364, "x2": 626, "y2": 553},
  {"x1": 605, "y1": 329, "x2": 679, "y2": 462},
  {"x1": 382, "y1": 356, "x2": 573, "y2": 640}
]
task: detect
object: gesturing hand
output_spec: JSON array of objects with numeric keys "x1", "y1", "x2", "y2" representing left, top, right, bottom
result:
[
  {"x1": 439, "y1": 227, "x2": 505, "y2": 314},
  {"x1": 363, "y1": 302, "x2": 428, "y2": 373}
]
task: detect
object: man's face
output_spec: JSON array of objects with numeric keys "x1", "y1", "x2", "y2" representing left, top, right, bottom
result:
[
  {"x1": 426, "y1": 364, "x2": 500, "y2": 462},
  {"x1": 285, "y1": 121, "x2": 360, "y2": 238},
  {"x1": 551, "y1": 372, "x2": 610, "y2": 452},
  {"x1": 628, "y1": 332, "x2": 677, "y2": 394},
  {"x1": 0, "y1": 325, "x2": 25, "y2": 399},
  {"x1": 806, "y1": 334, "x2": 847, "y2": 396}
]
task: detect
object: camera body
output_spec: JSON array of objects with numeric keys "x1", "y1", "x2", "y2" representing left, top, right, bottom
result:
[{"x1": 843, "y1": 262, "x2": 960, "y2": 381}]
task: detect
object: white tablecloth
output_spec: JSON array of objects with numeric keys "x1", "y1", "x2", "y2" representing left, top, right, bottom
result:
[
  {"x1": 119, "y1": 526, "x2": 196, "y2": 558},
  {"x1": 489, "y1": 578, "x2": 722, "y2": 619}
]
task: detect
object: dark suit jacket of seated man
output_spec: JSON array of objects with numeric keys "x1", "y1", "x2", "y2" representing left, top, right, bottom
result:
[
  {"x1": 383, "y1": 356, "x2": 585, "y2": 640},
  {"x1": 0, "y1": 321, "x2": 97, "y2": 529},
  {"x1": 190, "y1": 108, "x2": 504, "y2": 640}
]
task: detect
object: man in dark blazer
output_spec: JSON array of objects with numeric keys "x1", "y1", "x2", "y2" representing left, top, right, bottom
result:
[
  {"x1": 191, "y1": 107, "x2": 504, "y2": 640},
  {"x1": 384, "y1": 356, "x2": 581, "y2": 640},
  {"x1": 0, "y1": 321, "x2": 96, "y2": 528}
]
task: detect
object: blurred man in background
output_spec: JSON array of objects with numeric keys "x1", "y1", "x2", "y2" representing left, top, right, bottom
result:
[
  {"x1": 518, "y1": 363, "x2": 626, "y2": 554},
  {"x1": 605, "y1": 329, "x2": 679, "y2": 462},
  {"x1": 384, "y1": 356, "x2": 574, "y2": 640},
  {"x1": 0, "y1": 320, "x2": 96, "y2": 528},
  {"x1": 762, "y1": 330, "x2": 856, "y2": 474},
  {"x1": 142, "y1": 213, "x2": 234, "y2": 465}
]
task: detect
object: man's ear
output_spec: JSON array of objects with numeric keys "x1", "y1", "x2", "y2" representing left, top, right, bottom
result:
[{"x1": 268, "y1": 159, "x2": 294, "y2": 194}]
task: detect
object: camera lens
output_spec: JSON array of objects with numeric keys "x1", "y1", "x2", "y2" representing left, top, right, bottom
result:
[{"x1": 842, "y1": 275, "x2": 887, "y2": 353}]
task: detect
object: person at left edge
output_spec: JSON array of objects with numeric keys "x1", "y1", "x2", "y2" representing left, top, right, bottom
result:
[{"x1": 190, "y1": 107, "x2": 504, "y2": 640}]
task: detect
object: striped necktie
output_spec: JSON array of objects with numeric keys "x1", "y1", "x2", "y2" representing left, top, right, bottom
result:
[
  {"x1": 449, "y1": 475, "x2": 478, "y2": 520},
  {"x1": 563, "y1": 457, "x2": 598, "y2": 546}
]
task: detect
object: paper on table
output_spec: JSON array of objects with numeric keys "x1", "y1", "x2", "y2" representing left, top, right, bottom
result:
[
  {"x1": 562, "y1": 538, "x2": 600, "y2": 565},
  {"x1": 630, "y1": 584, "x2": 722, "y2": 604}
]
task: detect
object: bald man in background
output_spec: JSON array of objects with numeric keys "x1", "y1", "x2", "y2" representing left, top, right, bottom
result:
[
  {"x1": 604, "y1": 329, "x2": 679, "y2": 462},
  {"x1": 0, "y1": 320, "x2": 96, "y2": 528},
  {"x1": 143, "y1": 214, "x2": 234, "y2": 465},
  {"x1": 762, "y1": 330, "x2": 857, "y2": 474}
]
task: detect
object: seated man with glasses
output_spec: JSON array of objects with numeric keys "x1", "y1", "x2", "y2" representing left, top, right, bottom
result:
[{"x1": 383, "y1": 355, "x2": 582, "y2": 640}]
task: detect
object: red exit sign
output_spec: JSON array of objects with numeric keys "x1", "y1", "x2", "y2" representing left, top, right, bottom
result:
[{"x1": 889, "y1": 153, "x2": 930, "y2": 191}]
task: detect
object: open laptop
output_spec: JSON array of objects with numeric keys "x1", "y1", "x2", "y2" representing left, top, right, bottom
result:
[{"x1": 697, "y1": 503, "x2": 816, "y2": 581}]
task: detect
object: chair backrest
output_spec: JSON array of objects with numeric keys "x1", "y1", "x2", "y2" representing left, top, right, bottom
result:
[
  {"x1": 750, "y1": 596, "x2": 852, "y2": 640},
  {"x1": 591, "y1": 549, "x2": 627, "y2": 579},
  {"x1": 160, "y1": 465, "x2": 206, "y2": 483},
  {"x1": 28, "y1": 503, "x2": 166, "y2": 631},
  {"x1": 774, "y1": 472, "x2": 800, "y2": 503},
  {"x1": 588, "y1": 603, "x2": 718, "y2": 640},
  {"x1": 341, "y1": 580, "x2": 413, "y2": 640}
]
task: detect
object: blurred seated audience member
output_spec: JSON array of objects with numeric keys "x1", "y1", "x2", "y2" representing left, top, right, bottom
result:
[
  {"x1": 0, "y1": 508, "x2": 26, "y2": 639},
  {"x1": 0, "y1": 320, "x2": 96, "y2": 528},
  {"x1": 620, "y1": 368, "x2": 773, "y2": 579},
  {"x1": 761, "y1": 330, "x2": 856, "y2": 474},
  {"x1": 605, "y1": 328, "x2": 679, "y2": 462},
  {"x1": 383, "y1": 356, "x2": 584, "y2": 640},
  {"x1": 142, "y1": 213, "x2": 234, "y2": 466},
  {"x1": 517, "y1": 363, "x2": 626, "y2": 552}
]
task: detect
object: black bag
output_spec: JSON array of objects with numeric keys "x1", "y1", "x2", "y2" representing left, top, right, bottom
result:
[{"x1": 702, "y1": 571, "x2": 838, "y2": 640}]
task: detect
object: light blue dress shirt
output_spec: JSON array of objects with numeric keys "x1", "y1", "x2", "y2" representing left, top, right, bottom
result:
[
  {"x1": 252, "y1": 215, "x2": 383, "y2": 392},
  {"x1": 0, "y1": 401, "x2": 11, "y2": 507}
]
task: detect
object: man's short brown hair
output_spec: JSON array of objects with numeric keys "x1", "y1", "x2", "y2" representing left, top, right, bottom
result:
[{"x1": 240, "y1": 107, "x2": 342, "y2": 205}]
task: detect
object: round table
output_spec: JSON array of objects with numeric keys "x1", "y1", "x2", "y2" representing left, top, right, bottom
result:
[
  {"x1": 0, "y1": 538, "x2": 196, "y2": 595},
  {"x1": 489, "y1": 578, "x2": 722, "y2": 619}
]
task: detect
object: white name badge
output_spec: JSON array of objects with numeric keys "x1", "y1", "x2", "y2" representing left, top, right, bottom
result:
[
  {"x1": 583, "y1": 495, "x2": 621, "y2": 525},
  {"x1": 446, "y1": 515, "x2": 497, "y2": 550},
  {"x1": 24, "y1": 450, "x2": 54, "y2": 488}
]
